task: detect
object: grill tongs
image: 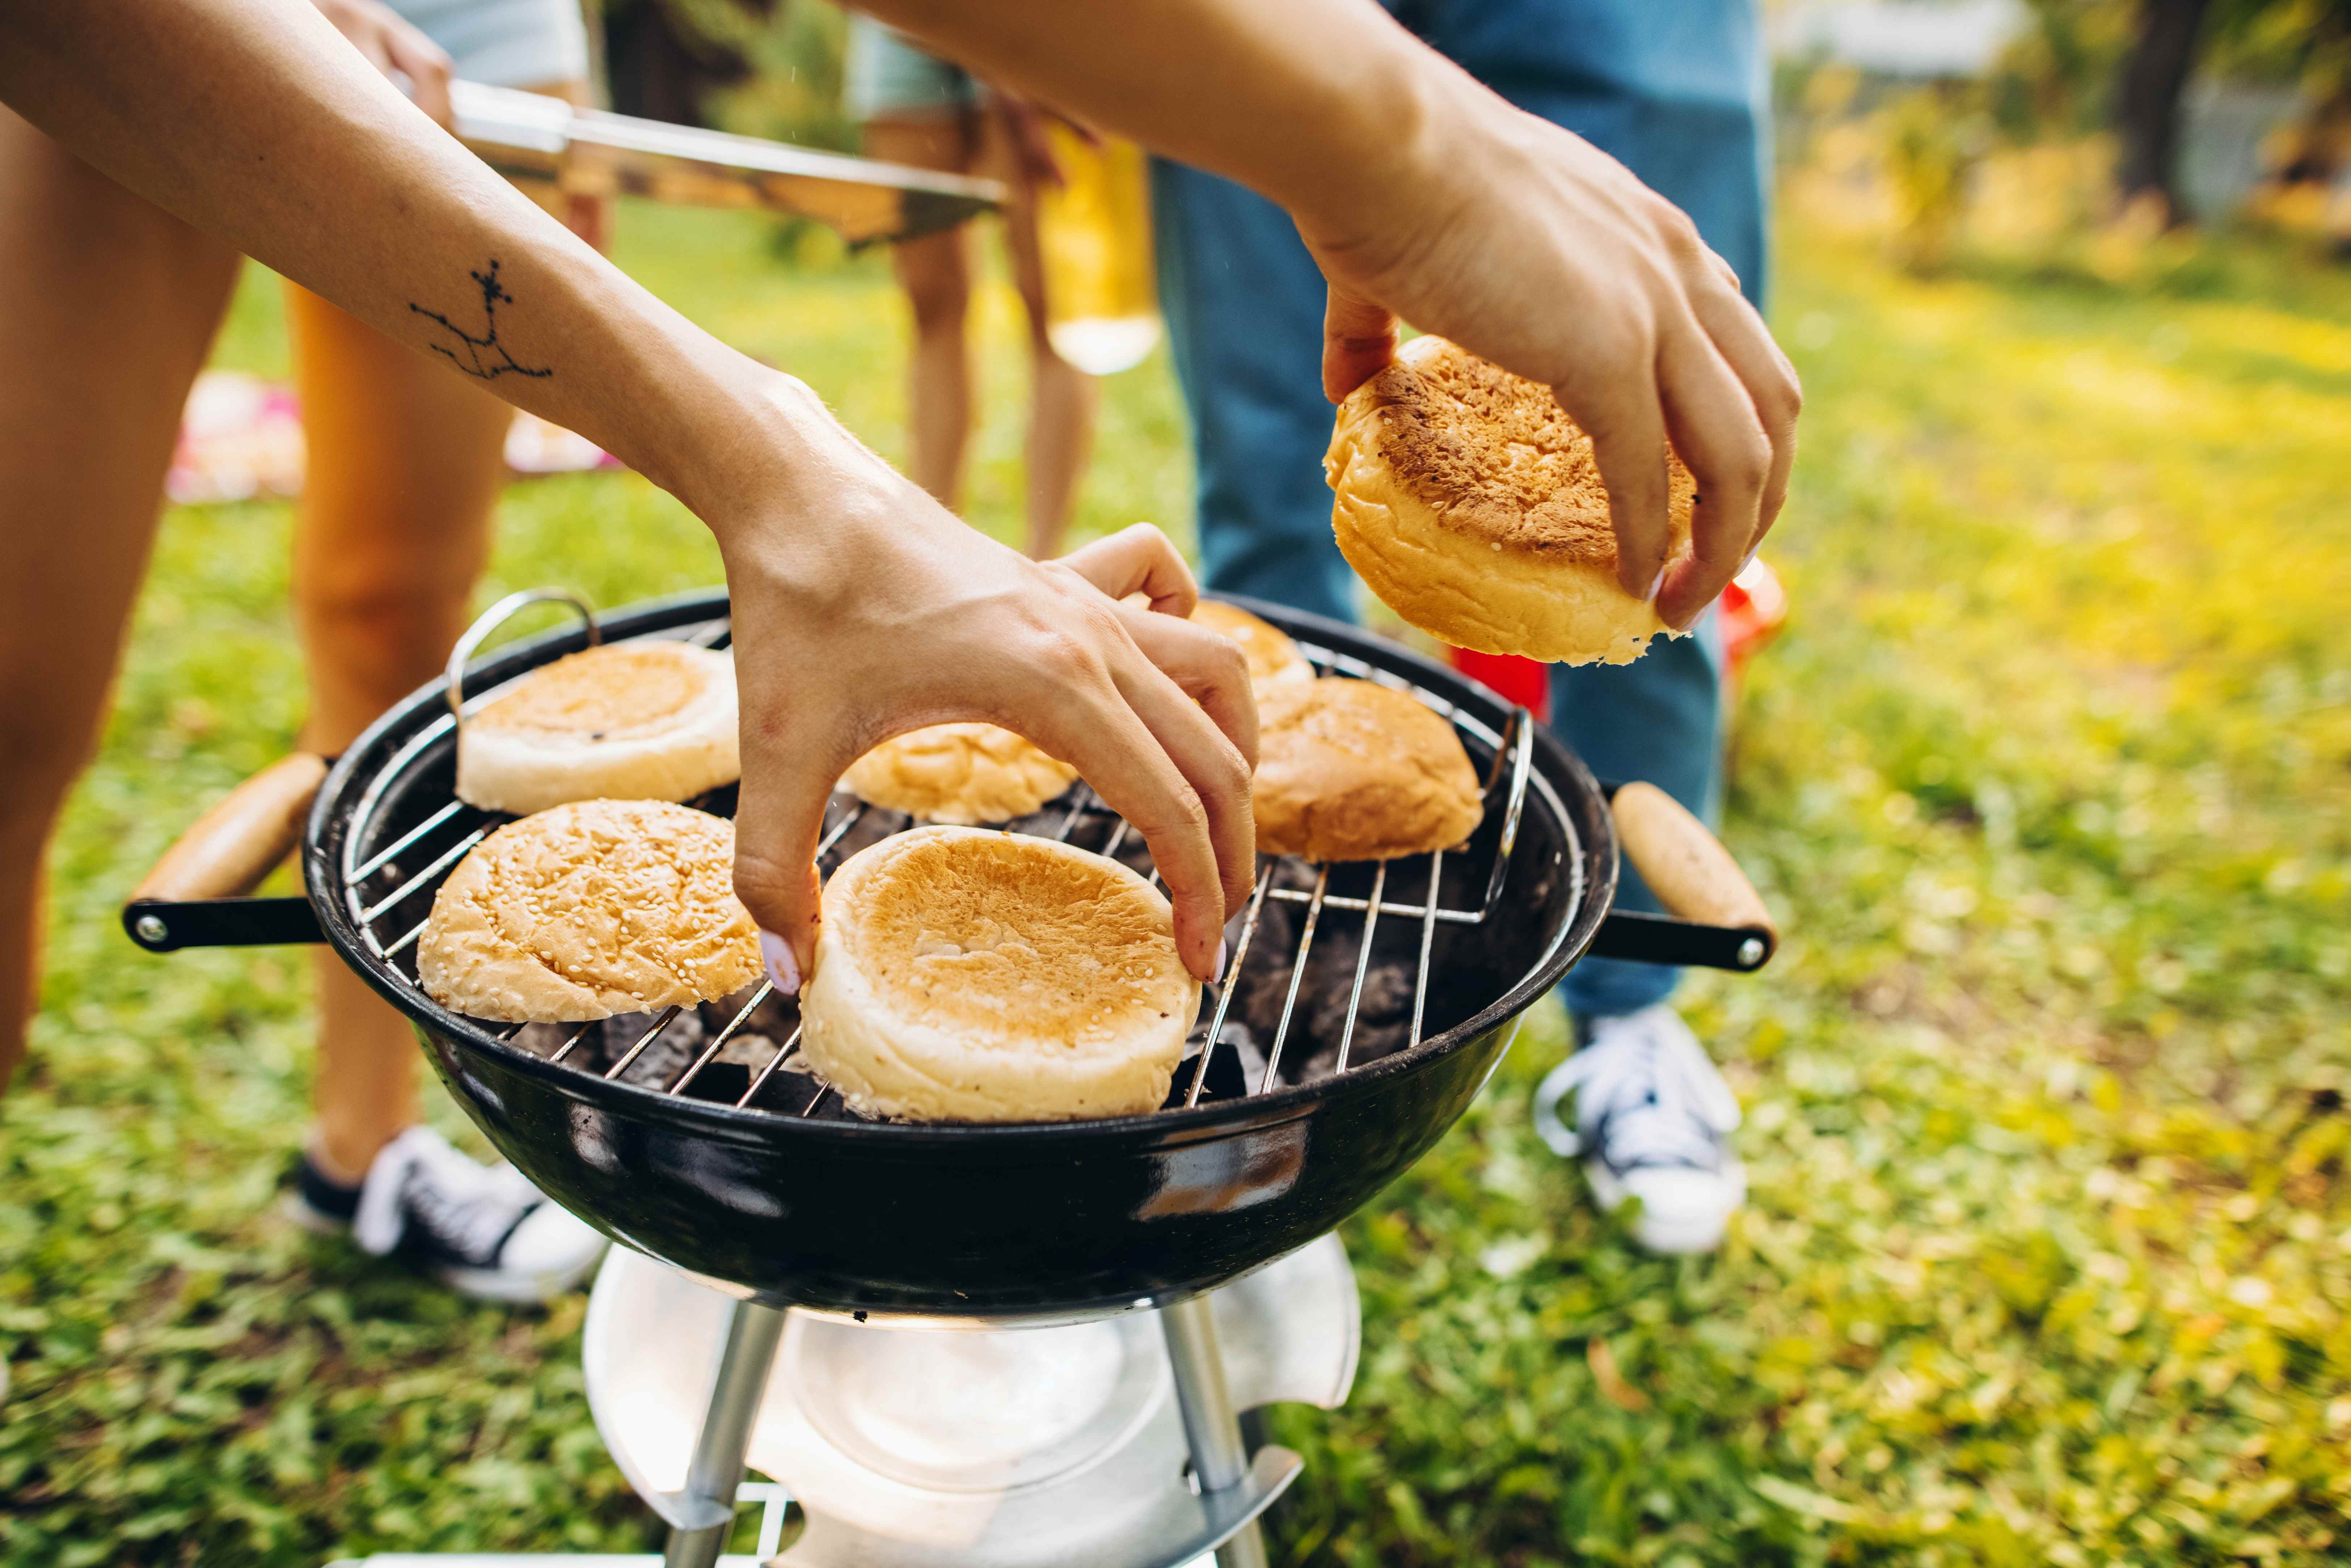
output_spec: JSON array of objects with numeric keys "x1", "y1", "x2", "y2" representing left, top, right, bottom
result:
[{"x1": 450, "y1": 80, "x2": 1001, "y2": 244}]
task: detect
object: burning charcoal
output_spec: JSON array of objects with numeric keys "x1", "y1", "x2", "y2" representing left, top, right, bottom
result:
[{"x1": 1297, "y1": 955, "x2": 1417, "y2": 1078}]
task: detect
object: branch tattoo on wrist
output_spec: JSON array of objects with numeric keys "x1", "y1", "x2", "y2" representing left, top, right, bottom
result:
[{"x1": 409, "y1": 260, "x2": 552, "y2": 381}]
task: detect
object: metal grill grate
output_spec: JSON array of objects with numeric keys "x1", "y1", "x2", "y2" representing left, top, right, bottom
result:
[{"x1": 337, "y1": 613, "x2": 1561, "y2": 1120}]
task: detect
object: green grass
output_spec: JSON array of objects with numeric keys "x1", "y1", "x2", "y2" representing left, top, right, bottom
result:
[{"x1": 5, "y1": 200, "x2": 2349, "y2": 1565}]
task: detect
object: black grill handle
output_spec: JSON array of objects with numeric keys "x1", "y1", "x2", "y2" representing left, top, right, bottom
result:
[
  {"x1": 1588, "y1": 910, "x2": 1771, "y2": 971},
  {"x1": 125, "y1": 896, "x2": 322, "y2": 951}
]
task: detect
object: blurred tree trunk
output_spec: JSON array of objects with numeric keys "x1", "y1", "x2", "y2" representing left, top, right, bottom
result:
[{"x1": 2116, "y1": 0, "x2": 2215, "y2": 221}]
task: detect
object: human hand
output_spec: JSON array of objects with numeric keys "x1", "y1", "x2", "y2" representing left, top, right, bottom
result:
[
  {"x1": 311, "y1": 0, "x2": 453, "y2": 126},
  {"x1": 701, "y1": 382, "x2": 1255, "y2": 989},
  {"x1": 1301, "y1": 78, "x2": 1800, "y2": 632}
]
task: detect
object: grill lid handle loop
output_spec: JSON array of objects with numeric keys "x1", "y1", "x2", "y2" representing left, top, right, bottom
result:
[{"x1": 444, "y1": 586, "x2": 600, "y2": 739}]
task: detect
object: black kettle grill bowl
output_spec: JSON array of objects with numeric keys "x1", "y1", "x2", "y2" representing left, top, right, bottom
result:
[{"x1": 304, "y1": 590, "x2": 1613, "y2": 1320}]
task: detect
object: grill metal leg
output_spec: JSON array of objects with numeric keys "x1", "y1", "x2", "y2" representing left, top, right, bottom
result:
[
  {"x1": 1160, "y1": 1295, "x2": 1271, "y2": 1568},
  {"x1": 662, "y1": 1298, "x2": 789, "y2": 1568}
]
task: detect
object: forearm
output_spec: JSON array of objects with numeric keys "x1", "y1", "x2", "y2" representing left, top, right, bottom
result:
[
  {"x1": 860, "y1": 0, "x2": 1466, "y2": 236},
  {"x1": 0, "y1": 0, "x2": 797, "y2": 520}
]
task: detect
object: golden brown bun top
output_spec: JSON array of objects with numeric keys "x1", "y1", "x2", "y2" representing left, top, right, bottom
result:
[
  {"x1": 1337, "y1": 335, "x2": 1694, "y2": 568},
  {"x1": 1251, "y1": 678, "x2": 1483, "y2": 862},
  {"x1": 841, "y1": 723, "x2": 1078, "y2": 825},
  {"x1": 825, "y1": 827, "x2": 1190, "y2": 1051},
  {"x1": 418, "y1": 799, "x2": 761, "y2": 1021},
  {"x1": 472, "y1": 643, "x2": 720, "y2": 741},
  {"x1": 1189, "y1": 600, "x2": 1310, "y2": 686}
]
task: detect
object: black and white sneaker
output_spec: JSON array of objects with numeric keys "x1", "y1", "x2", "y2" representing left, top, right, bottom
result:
[
  {"x1": 287, "y1": 1126, "x2": 607, "y2": 1302},
  {"x1": 1532, "y1": 1005, "x2": 1747, "y2": 1255}
]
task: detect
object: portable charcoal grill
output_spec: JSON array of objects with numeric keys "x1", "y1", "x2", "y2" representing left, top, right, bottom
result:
[{"x1": 126, "y1": 586, "x2": 1777, "y2": 1568}]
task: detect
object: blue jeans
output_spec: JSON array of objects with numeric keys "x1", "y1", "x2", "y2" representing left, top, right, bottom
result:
[{"x1": 1153, "y1": 0, "x2": 1766, "y2": 1020}]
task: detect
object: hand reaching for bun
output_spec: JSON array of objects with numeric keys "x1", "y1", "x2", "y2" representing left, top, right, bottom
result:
[
  {"x1": 1300, "y1": 85, "x2": 1800, "y2": 633},
  {"x1": 703, "y1": 388, "x2": 1254, "y2": 991}
]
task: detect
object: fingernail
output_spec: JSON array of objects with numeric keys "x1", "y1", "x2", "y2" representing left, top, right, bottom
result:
[
  {"x1": 759, "y1": 930, "x2": 800, "y2": 996},
  {"x1": 1738, "y1": 543, "x2": 1760, "y2": 575},
  {"x1": 1645, "y1": 565, "x2": 1668, "y2": 603},
  {"x1": 1214, "y1": 938, "x2": 1231, "y2": 977}
]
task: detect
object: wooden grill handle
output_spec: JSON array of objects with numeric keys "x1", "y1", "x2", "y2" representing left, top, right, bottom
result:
[
  {"x1": 133, "y1": 753, "x2": 328, "y2": 904},
  {"x1": 1610, "y1": 781, "x2": 1775, "y2": 937}
]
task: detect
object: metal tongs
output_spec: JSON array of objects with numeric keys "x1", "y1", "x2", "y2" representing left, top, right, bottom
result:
[{"x1": 450, "y1": 80, "x2": 1002, "y2": 244}]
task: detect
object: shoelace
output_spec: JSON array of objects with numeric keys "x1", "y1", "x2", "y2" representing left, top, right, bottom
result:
[
  {"x1": 1547, "y1": 1009, "x2": 1739, "y2": 1174},
  {"x1": 353, "y1": 1127, "x2": 541, "y2": 1265}
]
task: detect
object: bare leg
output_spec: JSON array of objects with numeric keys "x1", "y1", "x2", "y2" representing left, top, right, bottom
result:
[
  {"x1": 0, "y1": 107, "x2": 241, "y2": 1087},
  {"x1": 865, "y1": 116, "x2": 979, "y2": 511},
  {"x1": 290, "y1": 79, "x2": 595, "y2": 1184},
  {"x1": 287, "y1": 281, "x2": 510, "y2": 1179},
  {"x1": 982, "y1": 112, "x2": 1099, "y2": 560}
]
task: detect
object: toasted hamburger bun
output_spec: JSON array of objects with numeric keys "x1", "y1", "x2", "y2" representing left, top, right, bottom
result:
[
  {"x1": 417, "y1": 799, "x2": 761, "y2": 1023},
  {"x1": 456, "y1": 641, "x2": 739, "y2": 815},
  {"x1": 1189, "y1": 600, "x2": 1313, "y2": 692},
  {"x1": 1252, "y1": 678, "x2": 1482, "y2": 863},
  {"x1": 799, "y1": 826, "x2": 1198, "y2": 1122},
  {"x1": 1325, "y1": 335, "x2": 1696, "y2": 666},
  {"x1": 841, "y1": 723, "x2": 1078, "y2": 825}
]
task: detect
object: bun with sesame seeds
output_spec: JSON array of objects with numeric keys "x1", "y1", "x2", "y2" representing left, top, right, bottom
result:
[
  {"x1": 798, "y1": 826, "x2": 1198, "y2": 1123},
  {"x1": 1324, "y1": 335, "x2": 1696, "y2": 666},
  {"x1": 456, "y1": 641, "x2": 739, "y2": 816},
  {"x1": 416, "y1": 799, "x2": 761, "y2": 1023}
]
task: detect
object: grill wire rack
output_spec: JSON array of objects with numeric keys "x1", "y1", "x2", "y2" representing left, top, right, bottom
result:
[{"x1": 339, "y1": 593, "x2": 1567, "y2": 1124}]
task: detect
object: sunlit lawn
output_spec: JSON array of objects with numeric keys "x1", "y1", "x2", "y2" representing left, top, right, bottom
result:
[{"x1": 3, "y1": 199, "x2": 2348, "y2": 1565}]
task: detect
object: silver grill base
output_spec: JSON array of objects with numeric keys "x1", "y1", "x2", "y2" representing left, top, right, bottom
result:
[{"x1": 586, "y1": 1238, "x2": 1355, "y2": 1567}]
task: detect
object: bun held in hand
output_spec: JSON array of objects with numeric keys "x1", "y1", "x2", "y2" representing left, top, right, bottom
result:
[{"x1": 1325, "y1": 335, "x2": 1696, "y2": 666}]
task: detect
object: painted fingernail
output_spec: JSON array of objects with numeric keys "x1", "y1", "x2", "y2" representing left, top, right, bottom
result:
[
  {"x1": 1214, "y1": 938, "x2": 1231, "y2": 977},
  {"x1": 1645, "y1": 565, "x2": 1668, "y2": 603},
  {"x1": 759, "y1": 930, "x2": 800, "y2": 996}
]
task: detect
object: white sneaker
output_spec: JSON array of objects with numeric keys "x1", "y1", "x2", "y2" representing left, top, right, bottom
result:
[
  {"x1": 1532, "y1": 1005, "x2": 1746, "y2": 1254},
  {"x1": 287, "y1": 1126, "x2": 608, "y2": 1303}
]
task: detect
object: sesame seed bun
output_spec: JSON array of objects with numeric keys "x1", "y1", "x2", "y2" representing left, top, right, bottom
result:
[
  {"x1": 799, "y1": 826, "x2": 1198, "y2": 1122},
  {"x1": 840, "y1": 724, "x2": 1078, "y2": 825},
  {"x1": 417, "y1": 799, "x2": 761, "y2": 1023},
  {"x1": 456, "y1": 642, "x2": 739, "y2": 815},
  {"x1": 1252, "y1": 678, "x2": 1483, "y2": 863},
  {"x1": 1324, "y1": 335, "x2": 1695, "y2": 666}
]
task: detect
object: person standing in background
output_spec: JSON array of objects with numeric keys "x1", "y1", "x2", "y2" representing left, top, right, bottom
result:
[
  {"x1": 1152, "y1": 0, "x2": 1773, "y2": 1255},
  {"x1": 0, "y1": 0, "x2": 609, "y2": 1301},
  {"x1": 844, "y1": 14, "x2": 1096, "y2": 561}
]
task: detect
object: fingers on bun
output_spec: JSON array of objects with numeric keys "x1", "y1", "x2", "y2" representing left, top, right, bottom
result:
[
  {"x1": 799, "y1": 826, "x2": 1198, "y2": 1122},
  {"x1": 1325, "y1": 335, "x2": 1696, "y2": 666},
  {"x1": 418, "y1": 798, "x2": 761, "y2": 1023},
  {"x1": 840, "y1": 723, "x2": 1078, "y2": 825},
  {"x1": 1253, "y1": 678, "x2": 1482, "y2": 863},
  {"x1": 457, "y1": 642, "x2": 739, "y2": 815}
]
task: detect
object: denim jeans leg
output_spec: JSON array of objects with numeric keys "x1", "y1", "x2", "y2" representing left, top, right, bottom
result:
[
  {"x1": 1150, "y1": 158, "x2": 1360, "y2": 625},
  {"x1": 1553, "y1": 611, "x2": 1726, "y2": 1019}
]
